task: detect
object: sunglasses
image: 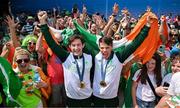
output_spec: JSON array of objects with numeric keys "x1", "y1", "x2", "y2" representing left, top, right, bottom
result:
[
  {"x1": 28, "y1": 42, "x2": 36, "y2": 45},
  {"x1": 114, "y1": 36, "x2": 121, "y2": 40},
  {"x1": 16, "y1": 58, "x2": 30, "y2": 64}
]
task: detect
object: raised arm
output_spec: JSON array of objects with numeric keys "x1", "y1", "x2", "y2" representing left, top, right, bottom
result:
[
  {"x1": 159, "y1": 15, "x2": 168, "y2": 45},
  {"x1": 38, "y1": 11, "x2": 69, "y2": 62},
  {"x1": 121, "y1": 9, "x2": 131, "y2": 38},
  {"x1": 102, "y1": 3, "x2": 119, "y2": 36},
  {"x1": 132, "y1": 80, "x2": 138, "y2": 108},
  {"x1": 5, "y1": 16, "x2": 21, "y2": 48},
  {"x1": 0, "y1": 42, "x2": 11, "y2": 58},
  {"x1": 36, "y1": 32, "x2": 44, "y2": 53},
  {"x1": 80, "y1": 4, "x2": 87, "y2": 24}
]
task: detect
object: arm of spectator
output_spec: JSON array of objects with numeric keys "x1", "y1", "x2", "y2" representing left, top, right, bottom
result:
[
  {"x1": 158, "y1": 16, "x2": 167, "y2": 44},
  {"x1": 155, "y1": 86, "x2": 168, "y2": 97},
  {"x1": 81, "y1": 4, "x2": 87, "y2": 23},
  {"x1": 155, "y1": 95, "x2": 171, "y2": 108},
  {"x1": 115, "y1": 21, "x2": 122, "y2": 35},
  {"x1": 121, "y1": 15, "x2": 129, "y2": 37},
  {"x1": 159, "y1": 16, "x2": 165, "y2": 35},
  {"x1": 132, "y1": 81, "x2": 139, "y2": 108},
  {"x1": 113, "y1": 22, "x2": 122, "y2": 40},
  {"x1": 0, "y1": 44, "x2": 10, "y2": 58},
  {"x1": 77, "y1": 17, "x2": 84, "y2": 28},
  {"x1": 36, "y1": 32, "x2": 44, "y2": 53},
  {"x1": 95, "y1": 15, "x2": 105, "y2": 31},
  {"x1": 102, "y1": 3, "x2": 119, "y2": 36},
  {"x1": 5, "y1": 16, "x2": 21, "y2": 48},
  {"x1": 8, "y1": 2, "x2": 14, "y2": 17},
  {"x1": 106, "y1": 26, "x2": 114, "y2": 37}
]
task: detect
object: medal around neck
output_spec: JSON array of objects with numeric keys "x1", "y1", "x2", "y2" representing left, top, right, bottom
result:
[
  {"x1": 100, "y1": 80, "x2": 107, "y2": 87},
  {"x1": 80, "y1": 81, "x2": 85, "y2": 88}
]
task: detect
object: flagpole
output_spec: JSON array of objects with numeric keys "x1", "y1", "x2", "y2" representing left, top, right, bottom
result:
[{"x1": 105, "y1": 0, "x2": 108, "y2": 19}]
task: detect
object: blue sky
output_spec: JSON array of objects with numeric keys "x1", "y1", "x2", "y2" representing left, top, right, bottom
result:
[{"x1": 10, "y1": 0, "x2": 180, "y2": 18}]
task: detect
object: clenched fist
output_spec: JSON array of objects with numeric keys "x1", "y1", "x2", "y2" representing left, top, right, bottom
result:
[{"x1": 37, "y1": 11, "x2": 48, "y2": 25}]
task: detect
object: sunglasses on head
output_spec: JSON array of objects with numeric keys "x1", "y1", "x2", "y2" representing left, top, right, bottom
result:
[
  {"x1": 16, "y1": 58, "x2": 30, "y2": 64},
  {"x1": 28, "y1": 42, "x2": 36, "y2": 45}
]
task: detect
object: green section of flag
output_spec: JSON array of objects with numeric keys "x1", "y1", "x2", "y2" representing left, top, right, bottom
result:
[
  {"x1": 0, "y1": 93, "x2": 2, "y2": 104},
  {"x1": 124, "y1": 62, "x2": 142, "y2": 107},
  {"x1": 0, "y1": 57, "x2": 22, "y2": 106}
]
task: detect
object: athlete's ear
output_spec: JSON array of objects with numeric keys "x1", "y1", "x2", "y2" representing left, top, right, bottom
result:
[{"x1": 82, "y1": 43, "x2": 85, "y2": 48}]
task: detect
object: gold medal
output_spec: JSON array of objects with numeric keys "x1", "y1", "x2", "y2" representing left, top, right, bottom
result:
[
  {"x1": 80, "y1": 81, "x2": 85, "y2": 88},
  {"x1": 100, "y1": 80, "x2": 107, "y2": 87}
]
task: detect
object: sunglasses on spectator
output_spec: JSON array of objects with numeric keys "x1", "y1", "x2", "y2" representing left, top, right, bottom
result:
[
  {"x1": 172, "y1": 34, "x2": 178, "y2": 37},
  {"x1": 114, "y1": 37, "x2": 120, "y2": 40},
  {"x1": 16, "y1": 58, "x2": 30, "y2": 64},
  {"x1": 28, "y1": 42, "x2": 36, "y2": 45}
]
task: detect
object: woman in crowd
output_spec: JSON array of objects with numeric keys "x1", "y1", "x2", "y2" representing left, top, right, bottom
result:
[
  {"x1": 12, "y1": 47, "x2": 50, "y2": 107},
  {"x1": 21, "y1": 35, "x2": 39, "y2": 66},
  {"x1": 132, "y1": 53, "x2": 162, "y2": 108}
]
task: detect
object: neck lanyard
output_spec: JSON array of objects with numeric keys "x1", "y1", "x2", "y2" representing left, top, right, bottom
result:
[
  {"x1": 101, "y1": 57, "x2": 111, "y2": 81},
  {"x1": 74, "y1": 54, "x2": 85, "y2": 82}
]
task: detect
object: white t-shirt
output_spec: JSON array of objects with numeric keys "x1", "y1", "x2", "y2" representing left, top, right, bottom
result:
[
  {"x1": 167, "y1": 72, "x2": 180, "y2": 96},
  {"x1": 133, "y1": 69, "x2": 157, "y2": 102}
]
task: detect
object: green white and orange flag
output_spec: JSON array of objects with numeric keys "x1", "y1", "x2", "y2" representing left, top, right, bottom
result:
[{"x1": 114, "y1": 11, "x2": 161, "y2": 64}]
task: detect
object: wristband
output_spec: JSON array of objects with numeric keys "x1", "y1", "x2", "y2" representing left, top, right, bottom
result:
[{"x1": 112, "y1": 13, "x2": 117, "y2": 17}]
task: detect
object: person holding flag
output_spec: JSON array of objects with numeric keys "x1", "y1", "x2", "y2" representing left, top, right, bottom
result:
[
  {"x1": 38, "y1": 11, "x2": 93, "y2": 107},
  {"x1": 73, "y1": 9, "x2": 160, "y2": 107}
]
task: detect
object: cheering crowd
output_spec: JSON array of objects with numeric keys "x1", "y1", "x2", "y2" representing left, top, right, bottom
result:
[{"x1": 0, "y1": 3, "x2": 180, "y2": 108}]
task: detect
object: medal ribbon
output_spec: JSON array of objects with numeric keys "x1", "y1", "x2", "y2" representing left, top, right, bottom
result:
[
  {"x1": 74, "y1": 55, "x2": 85, "y2": 82},
  {"x1": 101, "y1": 57, "x2": 111, "y2": 81}
]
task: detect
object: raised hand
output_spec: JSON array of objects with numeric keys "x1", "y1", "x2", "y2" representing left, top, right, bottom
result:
[
  {"x1": 121, "y1": 8, "x2": 129, "y2": 16},
  {"x1": 113, "y1": 3, "x2": 119, "y2": 15},
  {"x1": 37, "y1": 11, "x2": 48, "y2": 25},
  {"x1": 120, "y1": 9, "x2": 129, "y2": 29},
  {"x1": 146, "y1": 6, "x2": 152, "y2": 12},
  {"x1": 146, "y1": 15, "x2": 153, "y2": 26},
  {"x1": 5, "y1": 15, "x2": 21, "y2": 47},
  {"x1": 82, "y1": 4, "x2": 87, "y2": 14},
  {"x1": 96, "y1": 15, "x2": 104, "y2": 27},
  {"x1": 53, "y1": 8, "x2": 56, "y2": 12},
  {"x1": 160, "y1": 15, "x2": 166, "y2": 22},
  {"x1": 5, "y1": 15, "x2": 18, "y2": 29}
]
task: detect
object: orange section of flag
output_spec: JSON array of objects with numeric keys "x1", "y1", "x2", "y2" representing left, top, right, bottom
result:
[
  {"x1": 122, "y1": 12, "x2": 160, "y2": 79},
  {"x1": 38, "y1": 68, "x2": 51, "y2": 100},
  {"x1": 132, "y1": 12, "x2": 160, "y2": 64}
]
